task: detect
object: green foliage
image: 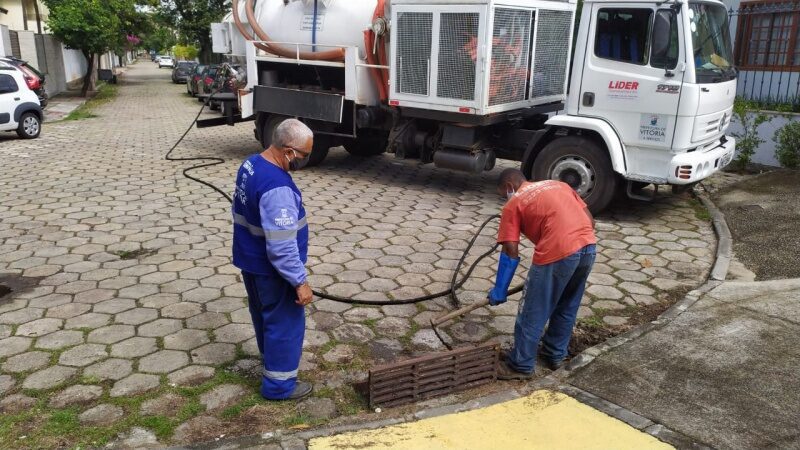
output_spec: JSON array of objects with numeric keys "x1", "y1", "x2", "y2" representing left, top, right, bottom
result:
[
  {"x1": 737, "y1": 96, "x2": 800, "y2": 114},
  {"x1": 43, "y1": 0, "x2": 124, "y2": 55},
  {"x1": 62, "y1": 82, "x2": 118, "y2": 121},
  {"x1": 174, "y1": 44, "x2": 199, "y2": 61},
  {"x1": 158, "y1": 0, "x2": 227, "y2": 62},
  {"x1": 730, "y1": 98, "x2": 772, "y2": 170},
  {"x1": 774, "y1": 120, "x2": 800, "y2": 169},
  {"x1": 140, "y1": 17, "x2": 177, "y2": 53}
]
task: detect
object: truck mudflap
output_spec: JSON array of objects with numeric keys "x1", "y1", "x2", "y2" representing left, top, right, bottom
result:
[
  {"x1": 667, "y1": 137, "x2": 736, "y2": 184},
  {"x1": 253, "y1": 85, "x2": 344, "y2": 123}
]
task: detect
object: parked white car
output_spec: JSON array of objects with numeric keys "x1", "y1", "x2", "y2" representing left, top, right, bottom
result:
[
  {"x1": 0, "y1": 62, "x2": 42, "y2": 139},
  {"x1": 157, "y1": 56, "x2": 174, "y2": 69}
]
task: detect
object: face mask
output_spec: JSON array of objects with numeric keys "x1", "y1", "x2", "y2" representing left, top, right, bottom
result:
[
  {"x1": 506, "y1": 190, "x2": 515, "y2": 201},
  {"x1": 287, "y1": 150, "x2": 310, "y2": 171}
]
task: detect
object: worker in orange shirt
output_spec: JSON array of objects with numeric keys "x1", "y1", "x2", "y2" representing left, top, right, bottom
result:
[{"x1": 487, "y1": 169, "x2": 597, "y2": 379}]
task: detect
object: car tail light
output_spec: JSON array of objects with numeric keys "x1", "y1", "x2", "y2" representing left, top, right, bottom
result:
[
  {"x1": 204, "y1": 77, "x2": 213, "y2": 85},
  {"x1": 19, "y1": 66, "x2": 40, "y2": 90}
]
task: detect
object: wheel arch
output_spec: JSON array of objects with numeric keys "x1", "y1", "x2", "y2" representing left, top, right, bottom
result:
[
  {"x1": 544, "y1": 115, "x2": 627, "y2": 176},
  {"x1": 14, "y1": 103, "x2": 42, "y2": 123}
]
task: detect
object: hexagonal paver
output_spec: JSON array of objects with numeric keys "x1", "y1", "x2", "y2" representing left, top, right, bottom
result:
[
  {"x1": 48, "y1": 384, "x2": 104, "y2": 408},
  {"x1": 84, "y1": 358, "x2": 133, "y2": 381},
  {"x1": 22, "y1": 365, "x2": 77, "y2": 390},
  {"x1": 0, "y1": 336, "x2": 32, "y2": 358},
  {"x1": 2, "y1": 351, "x2": 51, "y2": 373},
  {"x1": 164, "y1": 329, "x2": 210, "y2": 351},
  {"x1": 65, "y1": 313, "x2": 111, "y2": 329},
  {"x1": 118, "y1": 284, "x2": 159, "y2": 299},
  {"x1": 138, "y1": 350, "x2": 189, "y2": 374},
  {"x1": 168, "y1": 365, "x2": 216, "y2": 386},
  {"x1": 88, "y1": 324, "x2": 136, "y2": 345},
  {"x1": 110, "y1": 373, "x2": 160, "y2": 397},
  {"x1": 186, "y1": 312, "x2": 229, "y2": 330},
  {"x1": 46, "y1": 303, "x2": 92, "y2": 319},
  {"x1": 138, "y1": 319, "x2": 182, "y2": 337},
  {"x1": 59, "y1": 343, "x2": 108, "y2": 367},
  {"x1": 213, "y1": 323, "x2": 253, "y2": 343},
  {"x1": 110, "y1": 337, "x2": 158, "y2": 358},
  {"x1": 0, "y1": 307, "x2": 44, "y2": 325},
  {"x1": 115, "y1": 308, "x2": 158, "y2": 325},
  {"x1": 190, "y1": 343, "x2": 236, "y2": 365},
  {"x1": 15, "y1": 318, "x2": 63, "y2": 337},
  {"x1": 94, "y1": 298, "x2": 137, "y2": 314},
  {"x1": 35, "y1": 330, "x2": 84, "y2": 350},
  {"x1": 161, "y1": 302, "x2": 202, "y2": 319},
  {"x1": 331, "y1": 323, "x2": 375, "y2": 343}
]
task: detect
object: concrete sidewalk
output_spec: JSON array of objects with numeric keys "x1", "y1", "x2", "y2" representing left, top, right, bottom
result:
[{"x1": 568, "y1": 278, "x2": 800, "y2": 449}]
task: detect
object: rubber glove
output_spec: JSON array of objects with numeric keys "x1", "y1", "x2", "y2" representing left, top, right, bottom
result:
[{"x1": 488, "y1": 252, "x2": 520, "y2": 306}]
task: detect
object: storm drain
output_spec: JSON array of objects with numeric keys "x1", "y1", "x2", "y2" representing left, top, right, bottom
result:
[
  {"x1": 0, "y1": 284, "x2": 10, "y2": 299},
  {"x1": 368, "y1": 342, "x2": 499, "y2": 408}
]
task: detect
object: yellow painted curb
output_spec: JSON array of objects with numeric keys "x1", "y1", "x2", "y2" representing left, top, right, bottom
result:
[{"x1": 309, "y1": 390, "x2": 673, "y2": 450}]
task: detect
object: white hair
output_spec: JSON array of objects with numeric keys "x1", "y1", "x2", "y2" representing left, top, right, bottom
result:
[{"x1": 272, "y1": 119, "x2": 313, "y2": 149}]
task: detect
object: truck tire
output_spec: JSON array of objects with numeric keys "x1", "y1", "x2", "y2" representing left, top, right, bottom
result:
[
  {"x1": 260, "y1": 115, "x2": 329, "y2": 167},
  {"x1": 531, "y1": 136, "x2": 617, "y2": 214},
  {"x1": 343, "y1": 131, "x2": 388, "y2": 157}
]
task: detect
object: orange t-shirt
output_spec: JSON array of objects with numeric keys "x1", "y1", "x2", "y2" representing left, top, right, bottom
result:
[{"x1": 497, "y1": 180, "x2": 597, "y2": 265}]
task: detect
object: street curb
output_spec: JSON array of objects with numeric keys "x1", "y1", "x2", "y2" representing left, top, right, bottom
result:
[{"x1": 695, "y1": 184, "x2": 732, "y2": 281}]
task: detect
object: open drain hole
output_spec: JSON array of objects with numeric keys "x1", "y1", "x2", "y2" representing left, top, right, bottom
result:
[{"x1": 0, "y1": 284, "x2": 11, "y2": 301}]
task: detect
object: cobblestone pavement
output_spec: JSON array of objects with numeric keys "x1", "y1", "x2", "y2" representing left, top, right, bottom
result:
[{"x1": 0, "y1": 61, "x2": 716, "y2": 448}]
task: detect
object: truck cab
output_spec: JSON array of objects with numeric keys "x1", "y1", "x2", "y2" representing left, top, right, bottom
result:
[{"x1": 550, "y1": 0, "x2": 735, "y2": 193}]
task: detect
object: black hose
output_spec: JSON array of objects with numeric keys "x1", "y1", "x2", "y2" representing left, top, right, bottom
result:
[{"x1": 165, "y1": 93, "x2": 526, "y2": 309}]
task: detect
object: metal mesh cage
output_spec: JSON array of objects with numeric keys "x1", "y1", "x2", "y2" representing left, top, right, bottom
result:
[
  {"x1": 531, "y1": 10, "x2": 572, "y2": 99},
  {"x1": 437, "y1": 13, "x2": 480, "y2": 101},
  {"x1": 489, "y1": 8, "x2": 533, "y2": 106},
  {"x1": 396, "y1": 12, "x2": 433, "y2": 96}
]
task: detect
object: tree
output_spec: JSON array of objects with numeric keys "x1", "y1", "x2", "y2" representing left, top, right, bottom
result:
[
  {"x1": 43, "y1": 0, "x2": 142, "y2": 96},
  {"x1": 159, "y1": 0, "x2": 228, "y2": 63}
]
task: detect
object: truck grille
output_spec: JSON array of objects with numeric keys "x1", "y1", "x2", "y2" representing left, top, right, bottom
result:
[
  {"x1": 489, "y1": 8, "x2": 533, "y2": 106},
  {"x1": 396, "y1": 12, "x2": 433, "y2": 96},
  {"x1": 437, "y1": 12, "x2": 480, "y2": 101},
  {"x1": 531, "y1": 10, "x2": 572, "y2": 99}
]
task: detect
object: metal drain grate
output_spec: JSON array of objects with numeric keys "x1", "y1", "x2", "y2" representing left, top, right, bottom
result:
[{"x1": 368, "y1": 343, "x2": 499, "y2": 408}]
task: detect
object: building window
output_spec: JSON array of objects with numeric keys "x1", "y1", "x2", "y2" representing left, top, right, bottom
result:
[{"x1": 735, "y1": 2, "x2": 800, "y2": 70}]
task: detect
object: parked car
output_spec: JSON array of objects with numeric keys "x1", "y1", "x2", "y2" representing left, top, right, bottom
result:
[
  {"x1": 186, "y1": 64, "x2": 207, "y2": 97},
  {"x1": 0, "y1": 57, "x2": 48, "y2": 107},
  {"x1": 0, "y1": 62, "x2": 43, "y2": 139},
  {"x1": 157, "y1": 56, "x2": 174, "y2": 69},
  {"x1": 172, "y1": 61, "x2": 197, "y2": 84},
  {"x1": 209, "y1": 63, "x2": 245, "y2": 112},
  {"x1": 200, "y1": 64, "x2": 220, "y2": 100}
]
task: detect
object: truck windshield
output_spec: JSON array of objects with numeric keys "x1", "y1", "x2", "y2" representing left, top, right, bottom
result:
[{"x1": 689, "y1": 2, "x2": 735, "y2": 83}]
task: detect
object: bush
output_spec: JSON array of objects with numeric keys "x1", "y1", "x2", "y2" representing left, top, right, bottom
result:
[
  {"x1": 173, "y1": 44, "x2": 199, "y2": 61},
  {"x1": 730, "y1": 99, "x2": 772, "y2": 170},
  {"x1": 774, "y1": 120, "x2": 800, "y2": 169}
]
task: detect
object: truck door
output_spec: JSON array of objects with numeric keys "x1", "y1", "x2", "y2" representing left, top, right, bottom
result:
[{"x1": 578, "y1": 4, "x2": 683, "y2": 171}]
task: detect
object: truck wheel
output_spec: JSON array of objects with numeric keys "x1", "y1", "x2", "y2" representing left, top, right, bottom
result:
[
  {"x1": 260, "y1": 115, "x2": 329, "y2": 167},
  {"x1": 531, "y1": 136, "x2": 617, "y2": 214},
  {"x1": 343, "y1": 131, "x2": 388, "y2": 157}
]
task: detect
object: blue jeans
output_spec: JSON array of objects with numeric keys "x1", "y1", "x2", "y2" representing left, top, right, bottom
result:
[
  {"x1": 507, "y1": 244, "x2": 596, "y2": 373},
  {"x1": 241, "y1": 271, "x2": 305, "y2": 400}
]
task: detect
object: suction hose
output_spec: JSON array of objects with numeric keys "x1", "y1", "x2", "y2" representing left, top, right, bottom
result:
[
  {"x1": 243, "y1": 0, "x2": 345, "y2": 61},
  {"x1": 165, "y1": 99, "x2": 525, "y2": 309}
]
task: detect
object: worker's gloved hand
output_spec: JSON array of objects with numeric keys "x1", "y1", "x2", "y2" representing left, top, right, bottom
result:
[{"x1": 488, "y1": 252, "x2": 520, "y2": 306}]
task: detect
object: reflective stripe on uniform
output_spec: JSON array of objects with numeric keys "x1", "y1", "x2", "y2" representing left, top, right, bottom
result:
[
  {"x1": 233, "y1": 212, "x2": 265, "y2": 237},
  {"x1": 264, "y1": 368, "x2": 298, "y2": 380},
  {"x1": 233, "y1": 214, "x2": 308, "y2": 240}
]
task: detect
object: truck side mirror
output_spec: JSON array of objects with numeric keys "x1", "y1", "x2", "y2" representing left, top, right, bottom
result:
[{"x1": 652, "y1": 10, "x2": 675, "y2": 76}]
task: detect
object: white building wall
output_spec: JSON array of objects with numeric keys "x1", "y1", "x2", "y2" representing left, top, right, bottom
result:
[
  {"x1": 62, "y1": 45, "x2": 87, "y2": 85},
  {"x1": 0, "y1": 25, "x2": 11, "y2": 56},
  {"x1": 16, "y1": 30, "x2": 36, "y2": 63}
]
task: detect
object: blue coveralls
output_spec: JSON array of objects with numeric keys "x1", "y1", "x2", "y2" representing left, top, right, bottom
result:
[{"x1": 232, "y1": 154, "x2": 308, "y2": 400}]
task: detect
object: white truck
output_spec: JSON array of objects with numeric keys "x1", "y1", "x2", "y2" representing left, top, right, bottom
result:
[{"x1": 208, "y1": 0, "x2": 736, "y2": 213}]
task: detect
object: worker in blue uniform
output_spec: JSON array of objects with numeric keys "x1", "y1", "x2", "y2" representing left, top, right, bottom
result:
[{"x1": 232, "y1": 119, "x2": 315, "y2": 400}]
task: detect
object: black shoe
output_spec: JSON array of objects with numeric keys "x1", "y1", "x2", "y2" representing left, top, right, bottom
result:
[
  {"x1": 497, "y1": 360, "x2": 533, "y2": 380},
  {"x1": 286, "y1": 381, "x2": 313, "y2": 400},
  {"x1": 543, "y1": 358, "x2": 565, "y2": 371}
]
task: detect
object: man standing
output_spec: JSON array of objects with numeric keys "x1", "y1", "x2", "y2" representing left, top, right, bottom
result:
[
  {"x1": 487, "y1": 169, "x2": 597, "y2": 379},
  {"x1": 232, "y1": 119, "x2": 315, "y2": 400}
]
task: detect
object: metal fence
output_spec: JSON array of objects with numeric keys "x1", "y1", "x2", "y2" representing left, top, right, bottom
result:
[{"x1": 729, "y1": 2, "x2": 800, "y2": 111}]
